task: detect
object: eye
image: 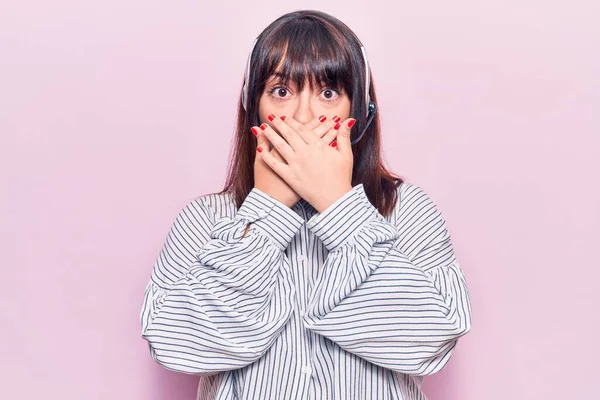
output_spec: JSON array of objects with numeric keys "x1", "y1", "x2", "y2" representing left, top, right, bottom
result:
[
  {"x1": 320, "y1": 88, "x2": 340, "y2": 102},
  {"x1": 267, "y1": 85, "x2": 341, "y2": 103},
  {"x1": 268, "y1": 86, "x2": 292, "y2": 101}
]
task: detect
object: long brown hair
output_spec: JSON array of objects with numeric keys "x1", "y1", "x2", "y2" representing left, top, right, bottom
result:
[{"x1": 217, "y1": 9, "x2": 405, "y2": 217}]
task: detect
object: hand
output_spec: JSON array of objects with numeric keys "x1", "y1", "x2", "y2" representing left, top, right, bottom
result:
[
  {"x1": 252, "y1": 115, "x2": 338, "y2": 209},
  {"x1": 255, "y1": 114, "x2": 356, "y2": 213}
]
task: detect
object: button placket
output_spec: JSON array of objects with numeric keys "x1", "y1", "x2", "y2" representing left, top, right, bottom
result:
[
  {"x1": 297, "y1": 252, "x2": 307, "y2": 317},
  {"x1": 293, "y1": 251, "x2": 313, "y2": 381},
  {"x1": 295, "y1": 205, "x2": 315, "y2": 382}
]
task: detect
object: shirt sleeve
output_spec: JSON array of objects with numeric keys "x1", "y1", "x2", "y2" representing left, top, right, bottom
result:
[
  {"x1": 301, "y1": 183, "x2": 473, "y2": 376},
  {"x1": 140, "y1": 188, "x2": 305, "y2": 375}
]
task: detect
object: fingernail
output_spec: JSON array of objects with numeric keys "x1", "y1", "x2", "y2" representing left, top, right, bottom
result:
[
  {"x1": 251, "y1": 127, "x2": 258, "y2": 136},
  {"x1": 257, "y1": 146, "x2": 263, "y2": 153},
  {"x1": 334, "y1": 122, "x2": 341, "y2": 130},
  {"x1": 348, "y1": 119, "x2": 356, "y2": 128},
  {"x1": 333, "y1": 115, "x2": 341, "y2": 123},
  {"x1": 268, "y1": 114, "x2": 276, "y2": 121},
  {"x1": 331, "y1": 141, "x2": 338, "y2": 147},
  {"x1": 319, "y1": 115, "x2": 327, "y2": 123},
  {"x1": 260, "y1": 123, "x2": 268, "y2": 130},
  {"x1": 280, "y1": 115, "x2": 286, "y2": 121}
]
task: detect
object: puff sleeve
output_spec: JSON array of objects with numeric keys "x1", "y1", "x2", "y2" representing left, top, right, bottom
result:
[
  {"x1": 301, "y1": 183, "x2": 472, "y2": 376},
  {"x1": 140, "y1": 188, "x2": 305, "y2": 375}
]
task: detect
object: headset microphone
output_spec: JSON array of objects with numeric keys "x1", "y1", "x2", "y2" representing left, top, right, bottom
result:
[{"x1": 351, "y1": 100, "x2": 376, "y2": 145}]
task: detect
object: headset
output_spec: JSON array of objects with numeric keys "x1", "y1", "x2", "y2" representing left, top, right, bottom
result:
[{"x1": 241, "y1": 37, "x2": 377, "y2": 145}]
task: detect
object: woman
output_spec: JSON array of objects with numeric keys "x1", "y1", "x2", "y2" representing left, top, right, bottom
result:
[{"x1": 140, "y1": 9, "x2": 472, "y2": 400}]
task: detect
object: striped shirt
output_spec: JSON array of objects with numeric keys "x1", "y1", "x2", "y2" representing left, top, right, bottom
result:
[{"x1": 140, "y1": 182, "x2": 472, "y2": 400}]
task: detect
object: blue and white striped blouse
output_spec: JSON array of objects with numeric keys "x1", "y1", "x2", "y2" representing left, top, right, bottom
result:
[{"x1": 140, "y1": 182, "x2": 472, "y2": 399}]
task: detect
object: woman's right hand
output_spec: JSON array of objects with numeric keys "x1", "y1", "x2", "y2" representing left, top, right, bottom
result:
[{"x1": 252, "y1": 115, "x2": 337, "y2": 209}]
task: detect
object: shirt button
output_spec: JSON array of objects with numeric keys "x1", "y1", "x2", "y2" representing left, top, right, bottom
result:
[
  {"x1": 301, "y1": 365, "x2": 312, "y2": 375},
  {"x1": 298, "y1": 255, "x2": 305, "y2": 262},
  {"x1": 257, "y1": 210, "x2": 267, "y2": 218}
]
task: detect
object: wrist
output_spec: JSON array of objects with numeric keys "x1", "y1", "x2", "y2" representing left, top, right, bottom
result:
[{"x1": 312, "y1": 185, "x2": 353, "y2": 213}]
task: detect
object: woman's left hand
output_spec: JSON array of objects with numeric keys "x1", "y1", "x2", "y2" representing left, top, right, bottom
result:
[{"x1": 256, "y1": 113, "x2": 356, "y2": 213}]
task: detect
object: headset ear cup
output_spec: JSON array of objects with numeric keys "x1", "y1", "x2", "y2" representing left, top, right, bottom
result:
[{"x1": 242, "y1": 37, "x2": 259, "y2": 112}]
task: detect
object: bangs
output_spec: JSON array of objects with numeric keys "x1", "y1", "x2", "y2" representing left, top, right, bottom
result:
[{"x1": 257, "y1": 21, "x2": 354, "y2": 96}]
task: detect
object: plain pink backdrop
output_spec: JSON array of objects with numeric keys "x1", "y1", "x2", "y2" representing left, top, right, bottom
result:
[{"x1": 1, "y1": 1, "x2": 598, "y2": 399}]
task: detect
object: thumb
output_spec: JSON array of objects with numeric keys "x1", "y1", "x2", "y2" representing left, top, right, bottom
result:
[{"x1": 335, "y1": 118, "x2": 356, "y2": 156}]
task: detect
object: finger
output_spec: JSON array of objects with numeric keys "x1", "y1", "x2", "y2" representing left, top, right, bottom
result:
[
  {"x1": 321, "y1": 120, "x2": 341, "y2": 147},
  {"x1": 312, "y1": 115, "x2": 338, "y2": 140},
  {"x1": 283, "y1": 114, "x2": 337, "y2": 143},
  {"x1": 260, "y1": 132, "x2": 288, "y2": 163},
  {"x1": 276, "y1": 115, "x2": 317, "y2": 146},
  {"x1": 251, "y1": 126, "x2": 272, "y2": 151},
  {"x1": 256, "y1": 141, "x2": 290, "y2": 181},
  {"x1": 259, "y1": 121, "x2": 295, "y2": 161},
  {"x1": 324, "y1": 118, "x2": 356, "y2": 154},
  {"x1": 266, "y1": 113, "x2": 306, "y2": 150},
  {"x1": 302, "y1": 114, "x2": 328, "y2": 132}
]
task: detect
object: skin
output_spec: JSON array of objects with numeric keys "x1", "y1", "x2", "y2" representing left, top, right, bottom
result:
[{"x1": 243, "y1": 74, "x2": 357, "y2": 239}]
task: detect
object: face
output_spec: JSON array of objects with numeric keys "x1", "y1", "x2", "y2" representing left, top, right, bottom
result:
[{"x1": 258, "y1": 73, "x2": 351, "y2": 128}]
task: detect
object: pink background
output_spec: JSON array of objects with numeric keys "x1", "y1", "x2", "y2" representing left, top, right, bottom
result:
[{"x1": 1, "y1": 1, "x2": 598, "y2": 399}]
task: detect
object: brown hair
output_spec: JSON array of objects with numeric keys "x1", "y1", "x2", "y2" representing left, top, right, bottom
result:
[{"x1": 217, "y1": 9, "x2": 405, "y2": 217}]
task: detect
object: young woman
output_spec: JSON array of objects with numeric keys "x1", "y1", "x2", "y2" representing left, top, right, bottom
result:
[{"x1": 141, "y1": 9, "x2": 472, "y2": 400}]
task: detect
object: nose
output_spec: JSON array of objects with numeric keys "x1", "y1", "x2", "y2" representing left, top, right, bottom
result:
[{"x1": 293, "y1": 88, "x2": 314, "y2": 124}]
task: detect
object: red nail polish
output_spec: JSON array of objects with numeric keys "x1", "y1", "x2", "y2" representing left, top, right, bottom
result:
[
  {"x1": 319, "y1": 115, "x2": 326, "y2": 123},
  {"x1": 348, "y1": 119, "x2": 356, "y2": 128},
  {"x1": 334, "y1": 122, "x2": 341, "y2": 130},
  {"x1": 260, "y1": 123, "x2": 267, "y2": 130},
  {"x1": 331, "y1": 141, "x2": 337, "y2": 147},
  {"x1": 257, "y1": 146, "x2": 263, "y2": 153},
  {"x1": 251, "y1": 127, "x2": 258, "y2": 136},
  {"x1": 333, "y1": 116, "x2": 341, "y2": 123},
  {"x1": 268, "y1": 114, "x2": 275, "y2": 121},
  {"x1": 280, "y1": 115, "x2": 286, "y2": 121}
]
